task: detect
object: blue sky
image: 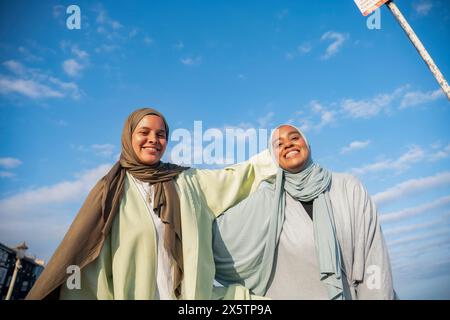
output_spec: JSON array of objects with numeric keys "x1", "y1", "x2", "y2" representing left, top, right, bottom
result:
[{"x1": 0, "y1": 0, "x2": 449, "y2": 299}]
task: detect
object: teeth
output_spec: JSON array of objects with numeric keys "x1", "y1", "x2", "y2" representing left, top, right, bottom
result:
[{"x1": 285, "y1": 150, "x2": 299, "y2": 159}]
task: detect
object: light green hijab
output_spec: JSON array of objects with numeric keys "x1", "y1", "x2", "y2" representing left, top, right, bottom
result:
[{"x1": 213, "y1": 124, "x2": 345, "y2": 299}]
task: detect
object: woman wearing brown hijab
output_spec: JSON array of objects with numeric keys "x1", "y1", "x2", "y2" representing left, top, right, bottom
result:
[{"x1": 26, "y1": 108, "x2": 276, "y2": 300}]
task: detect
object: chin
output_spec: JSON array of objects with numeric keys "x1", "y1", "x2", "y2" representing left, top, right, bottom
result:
[{"x1": 141, "y1": 157, "x2": 161, "y2": 165}]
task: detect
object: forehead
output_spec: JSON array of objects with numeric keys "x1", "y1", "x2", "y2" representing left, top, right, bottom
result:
[
  {"x1": 272, "y1": 125, "x2": 300, "y2": 140},
  {"x1": 136, "y1": 114, "x2": 166, "y2": 129}
]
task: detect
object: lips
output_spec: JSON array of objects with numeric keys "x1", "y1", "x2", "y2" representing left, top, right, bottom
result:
[
  {"x1": 142, "y1": 146, "x2": 160, "y2": 154},
  {"x1": 284, "y1": 148, "x2": 301, "y2": 159}
]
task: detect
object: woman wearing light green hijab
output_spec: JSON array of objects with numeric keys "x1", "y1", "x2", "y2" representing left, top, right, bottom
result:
[{"x1": 213, "y1": 124, "x2": 396, "y2": 300}]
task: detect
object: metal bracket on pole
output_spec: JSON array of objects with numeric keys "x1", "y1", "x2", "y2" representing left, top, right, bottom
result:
[{"x1": 385, "y1": 0, "x2": 450, "y2": 100}]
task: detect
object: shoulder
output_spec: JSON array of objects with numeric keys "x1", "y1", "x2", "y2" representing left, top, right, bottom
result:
[{"x1": 329, "y1": 172, "x2": 370, "y2": 202}]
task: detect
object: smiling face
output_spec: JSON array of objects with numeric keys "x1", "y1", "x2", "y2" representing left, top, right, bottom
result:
[
  {"x1": 271, "y1": 125, "x2": 310, "y2": 173},
  {"x1": 131, "y1": 115, "x2": 168, "y2": 165}
]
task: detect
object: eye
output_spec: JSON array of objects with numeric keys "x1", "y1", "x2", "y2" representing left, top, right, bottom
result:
[{"x1": 292, "y1": 136, "x2": 299, "y2": 140}]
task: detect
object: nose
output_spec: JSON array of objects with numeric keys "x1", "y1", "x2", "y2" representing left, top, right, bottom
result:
[
  {"x1": 147, "y1": 132, "x2": 157, "y2": 144},
  {"x1": 284, "y1": 140, "x2": 294, "y2": 150}
]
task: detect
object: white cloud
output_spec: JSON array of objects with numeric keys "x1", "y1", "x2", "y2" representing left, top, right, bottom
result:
[
  {"x1": 0, "y1": 171, "x2": 15, "y2": 178},
  {"x1": 181, "y1": 56, "x2": 202, "y2": 66},
  {"x1": 373, "y1": 171, "x2": 450, "y2": 206},
  {"x1": 383, "y1": 213, "x2": 450, "y2": 237},
  {"x1": 72, "y1": 144, "x2": 117, "y2": 158},
  {"x1": 3, "y1": 60, "x2": 26, "y2": 75},
  {"x1": 352, "y1": 146, "x2": 424, "y2": 176},
  {"x1": 297, "y1": 43, "x2": 312, "y2": 54},
  {"x1": 381, "y1": 196, "x2": 450, "y2": 224},
  {"x1": 71, "y1": 46, "x2": 89, "y2": 60},
  {"x1": 0, "y1": 163, "x2": 112, "y2": 261},
  {"x1": 341, "y1": 140, "x2": 371, "y2": 154},
  {"x1": 285, "y1": 43, "x2": 312, "y2": 60},
  {"x1": 413, "y1": 1, "x2": 433, "y2": 16},
  {"x1": 143, "y1": 36, "x2": 154, "y2": 45},
  {"x1": 95, "y1": 44, "x2": 119, "y2": 53},
  {"x1": 400, "y1": 89, "x2": 444, "y2": 108},
  {"x1": 62, "y1": 59, "x2": 84, "y2": 77},
  {"x1": 52, "y1": 5, "x2": 65, "y2": 18},
  {"x1": 429, "y1": 144, "x2": 450, "y2": 162},
  {"x1": 91, "y1": 144, "x2": 116, "y2": 157},
  {"x1": 0, "y1": 60, "x2": 80, "y2": 100},
  {"x1": 96, "y1": 7, "x2": 122, "y2": 29},
  {"x1": 351, "y1": 142, "x2": 450, "y2": 176},
  {"x1": 0, "y1": 76, "x2": 64, "y2": 99},
  {"x1": 320, "y1": 31, "x2": 348, "y2": 60},
  {"x1": 388, "y1": 227, "x2": 450, "y2": 247},
  {"x1": 0, "y1": 164, "x2": 111, "y2": 216},
  {"x1": 129, "y1": 28, "x2": 139, "y2": 38},
  {"x1": 0, "y1": 157, "x2": 22, "y2": 169},
  {"x1": 18, "y1": 46, "x2": 43, "y2": 63},
  {"x1": 257, "y1": 112, "x2": 275, "y2": 128},
  {"x1": 341, "y1": 86, "x2": 407, "y2": 119},
  {"x1": 308, "y1": 100, "x2": 336, "y2": 130}
]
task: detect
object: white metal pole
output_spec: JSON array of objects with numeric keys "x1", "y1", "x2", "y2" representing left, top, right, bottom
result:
[
  {"x1": 5, "y1": 258, "x2": 21, "y2": 300},
  {"x1": 385, "y1": 0, "x2": 450, "y2": 100}
]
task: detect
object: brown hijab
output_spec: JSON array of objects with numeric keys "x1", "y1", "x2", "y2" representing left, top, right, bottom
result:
[{"x1": 26, "y1": 108, "x2": 188, "y2": 299}]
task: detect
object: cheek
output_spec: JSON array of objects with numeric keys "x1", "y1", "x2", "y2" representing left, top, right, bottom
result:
[{"x1": 132, "y1": 135, "x2": 145, "y2": 150}]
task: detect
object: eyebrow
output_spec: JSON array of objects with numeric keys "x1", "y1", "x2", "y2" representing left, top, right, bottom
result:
[
  {"x1": 272, "y1": 131, "x2": 301, "y2": 144},
  {"x1": 137, "y1": 126, "x2": 166, "y2": 132}
]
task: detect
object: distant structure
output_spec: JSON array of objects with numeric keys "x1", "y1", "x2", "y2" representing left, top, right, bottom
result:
[{"x1": 0, "y1": 242, "x2": 44, "y2": 300}]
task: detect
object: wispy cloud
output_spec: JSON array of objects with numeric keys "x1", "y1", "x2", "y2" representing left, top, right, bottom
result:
[
  {"x1": 285, "y1": 42, "x2": 312, "y2": 60},
  {"x1": 320, "y1": 31, "x2": 348, "y2": 60},
  {"x1": 341, "y1": 140, "x2": 371, "y2": 154},
  {"x1": 400, "y1": 89, "x2": 444, "y2": 109},
  {"x1": 257, "y1": 111, "x2": 275, "y2": 128},
  {"x1": 52, "y1": 5, "x2": 66, "y2": 18},
  {"x1": 413, "y1": 0, "x2": 433, "y2": 16},
  {"x1": 381, "y1": 196, "x2": 450, "y2": 224},
  {"x1": 0, "y1": 164, "x2": 111, "y2": 216},
  {"x1": 310, "y1": 100, "x2": 336, "y2": 129},
  {"x1": 0, "y1": 171, "x2": 15, "y2": 178},
  {"x1": 181, "y1": 56, "x2": 202, "y2": 66},
  {"x1": 60, "y1": 42, "x2": 89, "y2": 77},
  {"x1": 0, "y1": 76, "x2": 64, "y2": 99},
  {"x1": 373, "y1": 171, "x2": 450, "y2": 206},
  {"x1": 351, "y1": 145, "x2": 425, "y2": 176},
  {"x1": 62, "y1": 59, "x2": 83, "y2": 77},
  {"x1": 91, "y1": 144, "x2": 116, "y2": 157},
  {"x1": 351, "y1": 142, "x2": 450, "y2": 176},
  {"x1": 429, "y1": 144, "x2": 450, "y2": 162},
  {"x1": 1, "y1": 60, "x2": 80, "y2": 100},
  {"x1": 341, "y1": 86, "x2": 407, "y2": 119},
  {"x1": 383, "y1": 212, "x2": 450, "y2": 237},
  {"x1": 143, "y1": 36, "x2": 154, "y2": 45},
  {"x1": 388, "y1": 227, "x2": 450, "y2": 247},
  {"x1": 18, "y1": 46, "x2": 43, "y2": 63},
  {"x1": 0, "y1": 157, "x2": 22, "y2": 169},
  {"x1": 71, "y1": 144, "x2": 117, "y2": 158},
  {"x1": 0, "y1": 163, "x2": 111, "y2": 261}
]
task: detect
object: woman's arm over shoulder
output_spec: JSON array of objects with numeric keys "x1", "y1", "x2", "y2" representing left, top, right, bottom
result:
[{"x1": 192, "y1": 149, "x2": 277, "y2": 216}]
